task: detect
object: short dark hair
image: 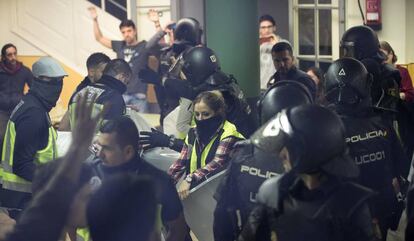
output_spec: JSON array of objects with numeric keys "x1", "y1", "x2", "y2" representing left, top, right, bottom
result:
[
  {"x1": 32, "y1": 158, "x2": 93, "y2": 194},
  {"x1": 193, "y1": 91, "x2": 226, "y2": 119},
  {"x1": 271, "y1": 41, "x2": 293, "y2": 56},
  {"x1": 119, "y1": 19, "x2": 136, "y2": 30},
  {"x1": 87, "y1": 174, "x2": 157, "y2": 241},
  {"x1": 259, "y1": 14, "x2": 276, "y2": 26},
  {"x1": 100, "y1": 116, "x2": 139, "y2": 149},
  {"x1": 86, "y1": 53, "x2": 110, "y2": 70},
  {"x1": 1, "y1": 43, "x2": 17, "y2": 60},
  {"x1": 103, "y1": 58, "x2": 132, "y2": 80}
]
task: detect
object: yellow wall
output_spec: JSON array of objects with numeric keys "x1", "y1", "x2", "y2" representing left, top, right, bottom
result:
[{"x1": 19, "y1": 56, "x2": 83, "y2": 123}]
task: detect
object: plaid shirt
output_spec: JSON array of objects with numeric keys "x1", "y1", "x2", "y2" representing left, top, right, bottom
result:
[{"x1": 168, "y1": 134, "x2": 239, "y2": 184}]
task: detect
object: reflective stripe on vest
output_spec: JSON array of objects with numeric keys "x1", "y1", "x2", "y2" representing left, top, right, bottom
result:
[
  {"x1": 76, "y1": 228, "x2": 91, "y2": 241},
  {"x1": 1, "y1": 120, "x2": 58, "y2": 193},
  {"x1": 69, "y1": 86, "x2": 106, "y2": 132},
  {"x1": 185, "y1": 121, "x2": 244, "y2": 173},
  {"x1": 69, "y1": 102, "x2": 104, "y2": 132}
]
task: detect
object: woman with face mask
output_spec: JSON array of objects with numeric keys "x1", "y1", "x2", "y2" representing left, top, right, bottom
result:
[{"x1": 168, "y1": 91, "x2": 245, "y2": 200}]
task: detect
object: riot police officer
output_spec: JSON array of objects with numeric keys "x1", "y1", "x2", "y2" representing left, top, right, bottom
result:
[
  {"x1": 139, "y1": 17, "x2": 203, "y2": 126},
  {"x1": 239, "y1": 104, "x2": 376, "y2": 241},
  {"x1": 213, "y1": 81, "x2": 313, "y2": 241},
  {"x1": 324, "y1": 57, "x2": 409, "y2": 239},
  {"x1": 140, "y1": 46, "x2": 255, "y2": 150},
  {"x1": 340, "y1": 25, "x2": 401, "y2": 117}
]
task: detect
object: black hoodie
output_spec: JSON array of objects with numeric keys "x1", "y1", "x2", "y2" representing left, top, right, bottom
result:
[{"x1": 69, "y1": 74, "x2": 127, "y2": 121}]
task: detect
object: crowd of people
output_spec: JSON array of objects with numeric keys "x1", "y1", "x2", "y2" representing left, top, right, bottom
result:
[{"x1": 1, "y1": 6, "x2": 414, "y2": 241}]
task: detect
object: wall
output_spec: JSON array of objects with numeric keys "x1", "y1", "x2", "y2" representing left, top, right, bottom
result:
[
  {"x1": 136, "y1": 0, "x2": 172, "y2": 42},
  {"x1": 0, "y1": 1, "x2": 45, "y2": 56},
  {"x1": 174, "y1": 0, "x2": 205, "y2": 42},
  {"x1": 0, "y1": 0, "x2": 120, "y2": 76},
  {"x1": 346, "y1": 0, "x2": 412, "y2": 64},
  {"x1": 406, "y1": 0, "x2": 414, "y2": 63}
]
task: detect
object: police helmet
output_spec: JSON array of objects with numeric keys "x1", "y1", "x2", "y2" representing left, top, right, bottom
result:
[
  {"x1": 257, "y1": 81, "x2": 313, "y2": 125},
  {"x1": 181, "y1": 46, "x2": 220, "y2": 87},
  {"x1": 340, "y1": 25, "x2": 381, "y2": 60},
  {"x1": 174, "y1": 18, "x2": 202, "y2": 46},
  {"x1": 325, "y1": 58, "x2": 372, "y2": 107},
  {"x1": 251, "y1": 104, "x2": 358, "y2": 177}
]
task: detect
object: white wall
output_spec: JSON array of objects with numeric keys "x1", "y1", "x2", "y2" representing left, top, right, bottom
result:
[
  {"x1": 136, "y1": 0, "x2": 172, "y2": 42},
  {"x1": 406, "y1": 0, "x2": 414, "y2": 63},
  {"x1": 0, "y1": 1, "x2": 45, "y2": 56},
  {"x1": 0, "y1": 0, "x2": 121, "y2": 75},
  {"x1": 346, "y1": 0, "x2": 412, "y2": 64}
]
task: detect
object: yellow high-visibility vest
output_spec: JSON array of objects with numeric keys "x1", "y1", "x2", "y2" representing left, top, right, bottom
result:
[{"x1": 185, "y1": 120, "x2": 244, "y2": 173}]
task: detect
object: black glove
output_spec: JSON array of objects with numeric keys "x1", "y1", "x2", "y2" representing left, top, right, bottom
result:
[
  {"x1": 139, "y1": 68, "x2": 162, "y2": 85},
  {"x1": 139, "y1": 128, "x2": 170, "y2": 150},
  {"x1": 164, "y1": 78, "x2": 197, "y2": 100}
]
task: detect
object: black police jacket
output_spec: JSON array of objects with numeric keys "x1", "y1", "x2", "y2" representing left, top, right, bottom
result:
[
  {"x1": 213, "y1": 140, "x2": 284, "y2": 241},
  {"x1": 239, "y1": 174, "x2": 376, "y2": 241},
  {"x1": 367, "y1": 60, "x2": 401, "y2": 113},
  {"x1": 340, "y1": 112, "x2": 409, "y2": 228}
]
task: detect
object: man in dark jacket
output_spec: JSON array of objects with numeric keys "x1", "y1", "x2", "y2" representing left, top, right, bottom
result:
[
  {"x1": 0, "y1": 43, "x2": 33, "y2": 158},
  {"x1": 91, "y1": 116, "x2": 191, "y2": 241},
  {"x1": 0, "y1": 56, "x2": 66, "y2": 218},
  {"x1": 68, "y1": 59, "x2": 131, "y2": 132},
  {"x1": 266, "y1": 42, "x2": 316, "y2": 99},
  {"x1": 4, "y1": 92, "x2": 103, "y2": 241},
  {"x1": 59, "y1": 52, "x2": 110, "y2": 131}
]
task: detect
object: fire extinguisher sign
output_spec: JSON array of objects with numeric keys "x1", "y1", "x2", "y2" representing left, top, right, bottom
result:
[{"x1": 366, "y1": 0, "x2": 382, "y2": 30}]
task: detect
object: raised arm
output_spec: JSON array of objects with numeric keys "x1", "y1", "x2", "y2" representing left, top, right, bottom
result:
[{"x1": 88, "y1": 6, "x2": 112, "y2": 49}]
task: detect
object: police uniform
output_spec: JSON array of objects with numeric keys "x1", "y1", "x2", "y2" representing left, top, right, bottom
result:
[
  {"x1": 324, "y1": 57, "x2": 409, "y2": 236},
  {"x1": 213, "y1": 80, "x2": 314, "y2": 241},
  {"x1": 239, "y1": 173, "x2": 375, "y2": 241},
  {"x1": 214, "y1": 140, "x2": 284, "y2": 241},
  {"x1": 68, "y1": 74, "x2": 126, "y2": 131},
  {"x1": 174, "y1": 46, "x2": 257, "y2": 138},
  {"x1": 0, "y1": 93, "x2": 58, "y2": 213},
  {"x1": 239, "y1": 105, "x2": 376, "y2": 241},
  {"x1": 341, "y1": 112, "x2": 407, "y2": 232}
]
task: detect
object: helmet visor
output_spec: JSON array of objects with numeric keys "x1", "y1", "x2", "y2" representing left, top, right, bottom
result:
[
  {"x1": 251, "y1": 110, "x2": 293, "y2": 155},
  {"x1": 340, "y1": 41, "x2": 356, "y2": 58}
]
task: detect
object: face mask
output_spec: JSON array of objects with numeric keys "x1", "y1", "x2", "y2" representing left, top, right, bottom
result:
[
  {"x1": 31, "y1": 78, "x2": 63, "y2": 110},
  {"x1": 195, "y1": 115, "x2": 223, "y2": 144}
]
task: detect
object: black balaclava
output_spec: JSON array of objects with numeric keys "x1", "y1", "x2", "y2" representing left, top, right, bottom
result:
[
  {"x1": 195, "y1": 115, "x2": 223, "y2": 144},
  {"x1": 30, "y1": 77, "x2": 63, "y2": 111}
]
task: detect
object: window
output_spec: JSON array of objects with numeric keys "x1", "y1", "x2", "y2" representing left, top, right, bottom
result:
[
  {"x1": 292, "y1": 0, "x2": 344, "y2": 71},
  {"x1": 88, "y1": 0, "x2": 128, "y2": 21}
]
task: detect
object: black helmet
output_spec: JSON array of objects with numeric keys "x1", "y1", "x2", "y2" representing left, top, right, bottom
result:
[
  {"x1": 340, "y1": 25, "x2": 381, "y2": 60},
  {"x1": 174, "y1": 18, "x2": 202, "y2": 46},
  {"x1": 325, "y1": 58, "x2": 372, "y2": 109},
  {"x1": 181, "y1": 46, "x2": 220, "y2": 87},
  {"x1": 251, "y1": 104, "x2": 358, "y2": 178},
  {"x1": 257, "y1": 81, "x2": 313, "y2": 125}
]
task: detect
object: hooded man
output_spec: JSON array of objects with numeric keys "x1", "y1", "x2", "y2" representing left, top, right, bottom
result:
[{"x1": 0, "y1": 56, "x2": 66, "y2": 218}]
